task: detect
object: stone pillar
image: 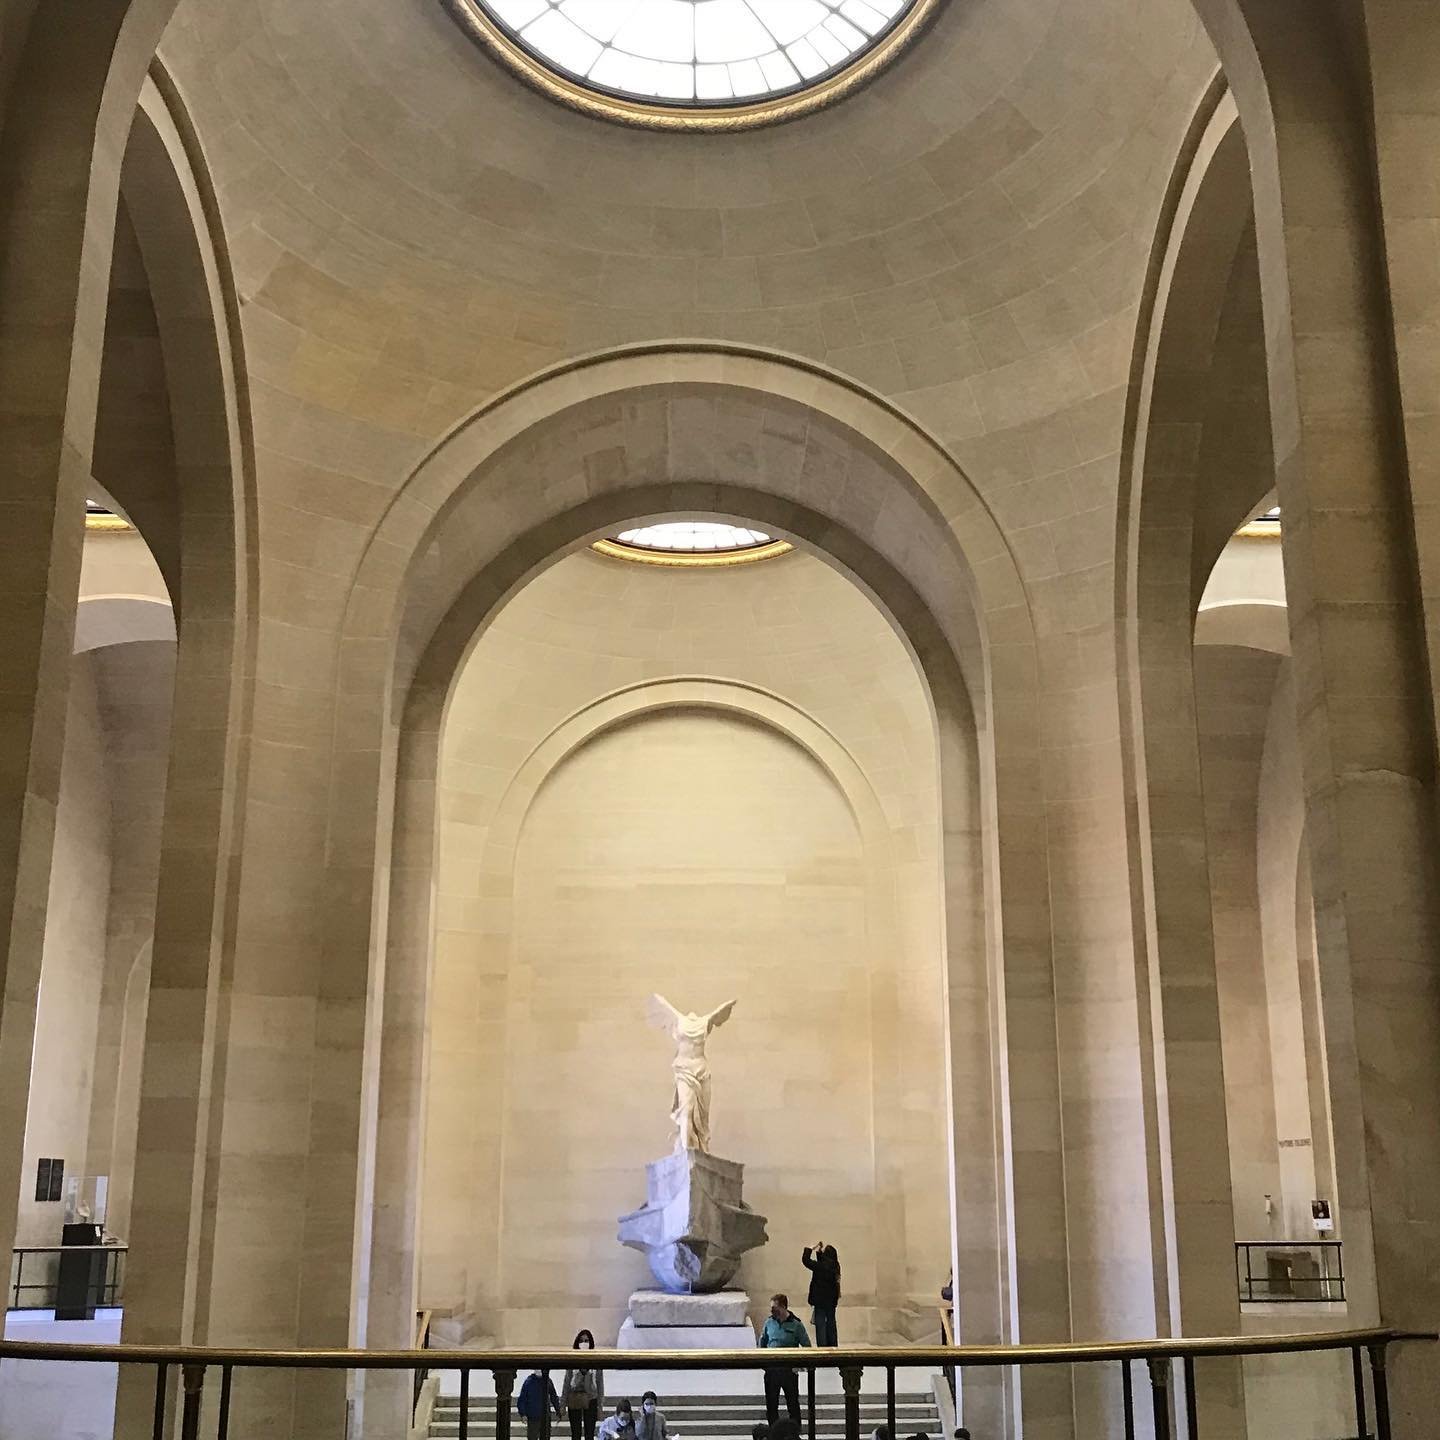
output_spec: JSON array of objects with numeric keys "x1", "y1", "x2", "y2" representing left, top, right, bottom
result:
[
  {"x1": 1190, "y1": 3, "x2": 1440, "y2": 1431},
  {"x1": 0, "y1": 0, "x2": 142, "y2": 1273}
]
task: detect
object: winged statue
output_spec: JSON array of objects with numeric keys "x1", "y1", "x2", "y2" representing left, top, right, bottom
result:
[{"x1": 644, "y1": 994, "x2": 738, "y2": 1154}]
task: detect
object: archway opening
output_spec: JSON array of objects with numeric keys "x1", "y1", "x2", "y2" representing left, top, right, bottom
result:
[{"x1": 418, "y1": 528, "x2": 956, "y2": 1349}]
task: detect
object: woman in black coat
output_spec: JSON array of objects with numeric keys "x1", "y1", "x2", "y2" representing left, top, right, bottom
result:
[{"x1": 802, "y1": 1242, "x2": 841, "y2": 1346}]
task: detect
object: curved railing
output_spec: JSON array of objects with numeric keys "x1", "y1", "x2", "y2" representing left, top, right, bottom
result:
[{"x1": 0, "y1": 1325, "x2": 1431, "y2": 1440}]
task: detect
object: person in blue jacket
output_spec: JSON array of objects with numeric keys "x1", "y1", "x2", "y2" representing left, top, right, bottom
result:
[
  {"x1": 518, "y1": 1368, "x2": 562, "y2": 1440},
  {"x1": 757, "y1": 1292, "x2": 810, "y2": 1427}
]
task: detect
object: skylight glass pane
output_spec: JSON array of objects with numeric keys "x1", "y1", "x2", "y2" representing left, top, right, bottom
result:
[
  {"x1": 695, "y1": 63, "x2": 734, "y2": 98},
  {"x1": 613, "y1": 0, "x2": 694, "y2": 61},
  {"x1": 559, "y1": 0, "x2": 640, "y2": 44},
  {"x1": 755, "y1": 0, "x2": 829, "y2": 46},
  {"x1": 473, "y1": 0, "x2": 918, "y2": 107},
  {"x1": 523, "y1": 10, "x2": 604, "y2": 74},
  {"x1": 695, "y1": 0, "x2": 773, "y2": 63},
  {"x1": 727, "y1": 57, "x2": 768, "y2": 96}
]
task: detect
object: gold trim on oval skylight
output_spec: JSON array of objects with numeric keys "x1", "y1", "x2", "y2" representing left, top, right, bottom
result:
[{"x1": 593, "y1": 537, "x2": 794, "y2": 568}]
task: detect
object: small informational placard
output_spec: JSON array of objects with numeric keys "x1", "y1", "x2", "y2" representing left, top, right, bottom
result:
[
  {"x1": 34, "y1": 1157, "x2": 63, "y2": 1203},
  {"x1": 1312, "y1": 1199, "x2": 1334, "y2": 1234}
]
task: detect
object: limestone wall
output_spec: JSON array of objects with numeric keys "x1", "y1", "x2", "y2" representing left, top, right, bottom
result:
[
  {"x1": 423, "y1": 548, "x2": 952, "y2": 1344},
  {"x1": 17, "y1": 656, "x2": 111, "y2": 1248}
]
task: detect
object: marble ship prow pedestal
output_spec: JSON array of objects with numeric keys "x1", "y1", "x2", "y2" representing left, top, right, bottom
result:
[{"x1": 615, "y1": 1150, "x2": 767, "y2": 1349}]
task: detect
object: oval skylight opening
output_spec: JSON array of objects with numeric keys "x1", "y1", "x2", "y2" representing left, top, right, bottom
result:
[
  {"x1": 450, "y1": 0, "x2": 933, "y2": 126},
  {"x1": 593, "y1": 521, "x2": 793, "y2": 567}
]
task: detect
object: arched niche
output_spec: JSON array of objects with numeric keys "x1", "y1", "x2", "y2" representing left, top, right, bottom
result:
[
  {"x1": 334, "y1": 350, "x2": 1064, "y2": 1440},
  {"x1": 424, "y1": 677, "x2": 924, "y2": 1342}
]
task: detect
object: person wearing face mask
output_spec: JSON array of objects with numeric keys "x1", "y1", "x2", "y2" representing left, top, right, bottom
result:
[
  {"x1": 597, "y1": 1399, "x2": 635, "y2": 1440},
  {"x1": 562, "y1": 1330, "x2": 604, "y2": 1440},
  {"x1": 635, "y1": 1390, "x2": 671, "y2": 1440}
]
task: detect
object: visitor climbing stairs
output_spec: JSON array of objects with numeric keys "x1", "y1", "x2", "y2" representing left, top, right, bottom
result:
[{"x1": 429, "y1": 1391, "x2": 941, "y2": 1440}]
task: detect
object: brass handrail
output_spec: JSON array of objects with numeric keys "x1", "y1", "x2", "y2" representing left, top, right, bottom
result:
[
  {"x1": 5, "y1": 1326, "x2": 1431, "y2": 1440},
  {"x1": 0, "y1": 1325, "x2": 1431, "y2": 1370}
]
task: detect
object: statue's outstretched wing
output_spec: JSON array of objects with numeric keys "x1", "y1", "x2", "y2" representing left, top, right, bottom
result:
[
  {"x1": 703, "y1": 999, "x2": 737, "y2": 1032},
  {"x1": 646, "y1": 993, "x2": 682, "y2": 1036}
]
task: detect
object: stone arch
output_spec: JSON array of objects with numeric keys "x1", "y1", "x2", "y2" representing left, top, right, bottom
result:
[
  {"x1": 1180, "y1": 8, "x2": 1440, "y2": 1420},
  {"x1": 0, "y1": 0, "x2": 193, "y2": 1278},
  {"x1": 83, "y1": 66, "x2": 259, "y2": 1440},
  {"x1": 1115, "y1": 78, "x2": 1276, "y2": 1433},
  {"x1": 337, "y1": 350, "x2": 1063, "y2": 1439},
  {"x1": 73, "y1": 595, "x2": 176, "y2": 653}
]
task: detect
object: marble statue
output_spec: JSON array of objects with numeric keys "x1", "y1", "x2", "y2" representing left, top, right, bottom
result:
[{"x1": 645, "y1": 994, "x2": 736, "y2": 1154}]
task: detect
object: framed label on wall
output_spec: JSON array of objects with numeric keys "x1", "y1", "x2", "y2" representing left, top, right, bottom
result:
[{"x1": 34, "y1": 1157, "x2": 63, "y2": 1203}]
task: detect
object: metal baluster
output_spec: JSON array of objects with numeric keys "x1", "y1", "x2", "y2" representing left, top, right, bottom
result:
[
  {"x1": 840, "y1": 1366, "x2": 863, "y2": 1440},
  {"x1": 1121, "y1": 1359, "x2": 1135, "y2": 1440},
  {"x1": 1368, "y1": 1344, "x2": 1392, "y2": 1440},
  {"x1": 180, "y1": 1362, "x2": 205, "y2": 1440},
  {"x1": 1147, "y1": 1357, "x2": 1171, "y2": 1440},
  {"x1": 152, "y1": 1362, "x2": 168, "y2": 1440},
  {"x1": 460, "y1": 1367, "x2": 471, "y2": 1440},
  {"x1": 496, "y1": 1366, "x2": 517, "y2": 1440},
  {"x1": 1351, "y1": 1347, "x2": 1369, "y2": 1440},
  {"x1": 1182, "y1": 1356, "x2": 1198, "y2": 1439},
  {"x1": 218, "y1": 1363, "x2": 233, "y2": 1440},
  {"x1": 542, "y1": 1368, "x2": 552, "y2": 1440},
  {"x1": 885, "y1": 1363, "x2": 896, "y2": 1440},
  {"x1": 806, "y1": 1364, "x2": 817, "y2": 1440}
]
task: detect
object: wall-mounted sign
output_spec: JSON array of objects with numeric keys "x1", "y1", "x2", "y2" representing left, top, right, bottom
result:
[
  {"x1": 1312, "y1": 1199, "x2": 1334, "y2": 1234},
  {"x1": 34, "y1": 1157, "x2": 63, "y2": 1203}
]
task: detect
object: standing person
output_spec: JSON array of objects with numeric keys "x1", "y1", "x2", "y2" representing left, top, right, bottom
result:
[
  {"x1": 563, "y1": 1330, "x2": 604, "y2": 1440},
  {"x1": 757, "y1": 1292, "x2": 810, "y2": 1427},
  {"x1": 802, "y1": 1241, "x2": 841, "y2": 1347},
  {"x1": 635, "y1": 1390, "x2": 670, "y2": 1440},
  {"x1": 518, "y1": 1369, "x2": 562, "y2": 1440},
  {"x1": 597, "y1": 1400, "x2": 635, "y2": 1440}
]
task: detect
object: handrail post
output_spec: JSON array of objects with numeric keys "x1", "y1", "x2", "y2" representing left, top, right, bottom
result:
[
  {"x1": 180, "y1": 1362, "x2": 206, "y2": 1440},
  {"x1": 1147, "y1": 1357, "x2": 1171, "y2": 1440},
  {"x1": 1368, "y1": 1343, "x2": 1392, "y2": 1440},
  {"x1": 806, "y1": 1364, "x2": 816, "y2": 1440},
  {"x1": 1181, "y1": 1356, "x2": 1198, "y2": 1439},
  {"x1": 1121, "y1": 1359, "x2": 1135, "y2": 1440},
  {"x1": 495, "y1": 1365, "x2": 517, "y2": 1440},
  {"x1": 218, "y1": 1363, "x2": 233, "y2": 1440},
  {"x1": 885, "y1": 1362, "x2": 896, "y2": 1440},
  {"x1": 840, "y1": 1365, "x2": 863, "y2": 1440},
  {"x1": 460, "y1": 1366, "x2": 471, "y2": 1440},
  {"x1": 152, "y1": 1361, "x2": 169, "y2": 1440},
  {"x1": 1351, "y1": 1346, "x2": 1369, "y2": 1440}
]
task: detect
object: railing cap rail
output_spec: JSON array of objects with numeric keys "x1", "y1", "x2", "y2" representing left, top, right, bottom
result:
[{"x1": 0, "y1": 1327, "x2": 1431, "y2": 1372}]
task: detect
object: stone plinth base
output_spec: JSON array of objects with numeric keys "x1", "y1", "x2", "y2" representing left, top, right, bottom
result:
[
  {"x1": 618, "y1": 1291, "x2": 756, "y2": 1350},
  {"x1": 617, "y1": 1318, "x2": 756, "y2": 1350},
  {"x1": 617, "y1": 1151, "x2": 767, "y2": 1292},
  {"x1": 628, "y1": 1289, "x2": 750, "y2": 1326}
]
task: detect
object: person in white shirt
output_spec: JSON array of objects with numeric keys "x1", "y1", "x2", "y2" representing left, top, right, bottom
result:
[{"x1": 597, "y1": 1399, "x2": 635, "y2": 1440}]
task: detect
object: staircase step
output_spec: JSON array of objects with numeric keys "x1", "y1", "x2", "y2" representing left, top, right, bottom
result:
[{"x1": 431, "y1": 1392, "x2": 940, "y2": 1440}]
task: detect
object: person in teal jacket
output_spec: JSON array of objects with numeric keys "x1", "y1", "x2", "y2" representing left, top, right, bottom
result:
[{"x1": 758, "y1": 1292, "x2": 810, "y2": 1427}]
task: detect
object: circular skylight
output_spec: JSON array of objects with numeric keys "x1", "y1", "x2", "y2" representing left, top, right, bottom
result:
[
  {"x1": 456, "y1": 0, "x2": 927, "y2": 117},
  {"x1": 593, "y1": 521, "x2": 792, "y2": 566}
]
